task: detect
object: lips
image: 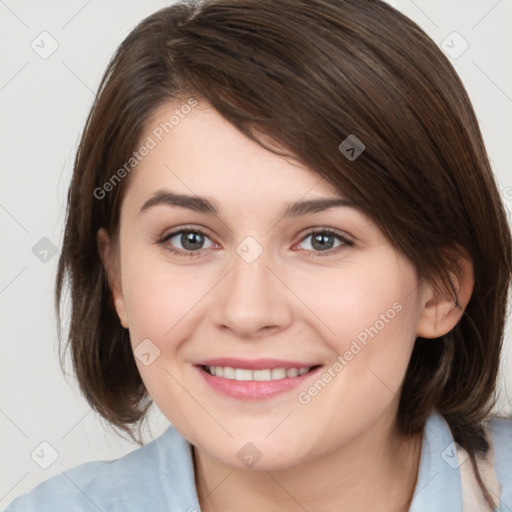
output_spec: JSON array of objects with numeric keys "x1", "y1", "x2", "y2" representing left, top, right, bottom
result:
[{"x1": 194, "y1": 358, "x2": 323, "y2": 399}]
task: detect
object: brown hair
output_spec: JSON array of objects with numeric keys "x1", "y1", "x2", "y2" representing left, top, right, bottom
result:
[{"x1": 55, "y1": 0, "x2": 511, "y2": 506}]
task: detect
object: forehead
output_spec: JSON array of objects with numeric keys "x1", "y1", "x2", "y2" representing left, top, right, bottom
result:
[{"x1": 122, "y1": 99, "x2": 344, "y2": 212}]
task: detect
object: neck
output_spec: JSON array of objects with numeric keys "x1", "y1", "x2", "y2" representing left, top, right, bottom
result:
[{"x1": 193, "y1": 413, "x2": 423, "y2": 512}]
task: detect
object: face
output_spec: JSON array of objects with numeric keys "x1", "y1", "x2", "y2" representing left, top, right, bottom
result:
[{"x1": 102, "y1": 99, "x2": 435, "y2": 470}]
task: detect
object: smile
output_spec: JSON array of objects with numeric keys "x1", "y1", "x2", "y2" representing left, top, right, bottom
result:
[
  {"x1": 201, "y1": 365, "x2": 314, "y2": 381},
  {"x1": 195, "y1": 360, "x2": 323, "y2": 400}
]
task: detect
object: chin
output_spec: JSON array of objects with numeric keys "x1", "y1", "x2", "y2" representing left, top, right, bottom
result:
[{"x1": 218, "y1": 440, "x2": 312, "y2": 472}]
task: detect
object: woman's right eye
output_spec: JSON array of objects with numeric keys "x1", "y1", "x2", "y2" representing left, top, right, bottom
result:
[{"x1": 158, "y1": 229, "x2": 216, "y2": 257}]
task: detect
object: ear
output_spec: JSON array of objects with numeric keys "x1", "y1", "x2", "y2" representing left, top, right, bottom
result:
[
  {"x1": 416, "y1": 254, "x2": 474, "y2": 339},
  {"x1": 97, "y1": 227, "x2": 129, "y2": 329}
]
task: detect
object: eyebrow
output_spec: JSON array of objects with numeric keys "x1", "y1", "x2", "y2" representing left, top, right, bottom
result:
[{"x1": 139, "y1": 190, "x2": 356, "y2": 218}]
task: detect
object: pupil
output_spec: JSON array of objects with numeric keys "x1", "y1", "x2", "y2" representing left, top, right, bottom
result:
[
  {"x1": 182, "y1": 232, "x2": 203, "y2": 250},
  {"x1": 312, "y1": 233, "x2": 333, "y2": 251}
]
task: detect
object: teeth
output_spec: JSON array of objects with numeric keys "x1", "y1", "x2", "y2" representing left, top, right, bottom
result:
[
  {"x1": 234, "y1": 369, "x2": 252, "y2": 381},
  {"x1": 253, "y1": 369, "x2": 272, "y2": 381},
  {"x1": 223, "y1": 367, "x2": 235, "y2": 379},
  {"x1": 271, "y1": 368, "x2": 286, "y2": 379},
  {"x1": 204, "y1": 365, "x2": 312, "y2": 381}
]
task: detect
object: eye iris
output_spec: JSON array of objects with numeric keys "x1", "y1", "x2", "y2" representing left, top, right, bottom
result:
[
  {"x1": 312, "y1": 233, "x2": 334, "y2": 251},
  {"x1": 182, "y1": 231, "x2": 204, "y2": 250}
]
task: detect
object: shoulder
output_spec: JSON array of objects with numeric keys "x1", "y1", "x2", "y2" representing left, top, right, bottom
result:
[
  {"x1": 2, "y1": 425, "x2": 199, "y2": 512},
  {"x1": 487, "y1": 414, "x2": 512, "y2": 507}
]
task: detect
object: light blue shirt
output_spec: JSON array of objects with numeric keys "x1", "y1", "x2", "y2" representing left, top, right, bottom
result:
[{"x1": 3, "y1": 411, "x2": 511, "y2": 511}]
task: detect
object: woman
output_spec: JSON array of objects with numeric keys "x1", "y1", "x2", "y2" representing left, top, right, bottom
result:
[{"x1": 5, "y1": 0, "x2": 511, "y2": 510}]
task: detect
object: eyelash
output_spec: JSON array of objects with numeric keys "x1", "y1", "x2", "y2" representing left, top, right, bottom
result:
[{"x1": 156, "y1": 226, "x2": 353, "y2": 258}]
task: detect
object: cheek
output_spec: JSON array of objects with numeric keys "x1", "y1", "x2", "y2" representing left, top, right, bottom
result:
[
  {"x1": 293, "y1": 259, "x2": 416, "y2": 354},
  {"x1": 293, "y1": 279, "x2": 419, "y2": 445},
  {"x1": 120, "y1": 245, "x2": 213, "y2": 341},
  {"x1": 294, "y1": 259, "x2": 420, "y2": 403},
  {"x1": 119, "y1": 255, "x2": 210, "y2": 414}
]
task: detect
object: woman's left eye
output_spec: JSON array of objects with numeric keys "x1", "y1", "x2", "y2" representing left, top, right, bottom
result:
[
  {"x1": 296, "y1": 229, "x2": 352, "y2": 255},
  {"x1": 157, "y1": 227, "x2": 352, "y2": 258}
]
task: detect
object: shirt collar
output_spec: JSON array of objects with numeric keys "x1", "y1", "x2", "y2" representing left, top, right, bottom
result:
[{"x1": 409, "y1": 411, "x2": 463, "y2": 511}]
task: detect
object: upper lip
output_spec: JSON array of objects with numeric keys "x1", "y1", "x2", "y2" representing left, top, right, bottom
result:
[{"x1": 195, "y1": 358, "x2": 321, "y2": 370}]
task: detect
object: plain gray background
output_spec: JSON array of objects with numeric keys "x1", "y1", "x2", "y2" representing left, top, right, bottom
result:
[{"x1": 1, "y1": 0, "x2": 511, "y2": 507}]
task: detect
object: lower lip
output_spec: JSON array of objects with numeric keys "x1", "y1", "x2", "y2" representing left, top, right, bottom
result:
[{"x1": 195, "y1": 365, "x2": 322, "y2": 400}]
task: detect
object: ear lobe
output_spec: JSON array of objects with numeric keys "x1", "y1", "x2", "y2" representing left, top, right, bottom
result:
[
  {"x1": 97, "y1": 228, "x2": 129, "y2": 329},
  {"x1": 416, "y1": 255, "x2": 474, "y2": 339}
]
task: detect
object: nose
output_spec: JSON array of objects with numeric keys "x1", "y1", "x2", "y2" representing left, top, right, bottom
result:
[{"x1": 209, "y1": 246, "x2": 294, "y2": 340}]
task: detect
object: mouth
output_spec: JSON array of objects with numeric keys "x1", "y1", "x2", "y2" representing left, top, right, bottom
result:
[
  {"x1": 194, "y1": 359, "x2": 323, "y2": 400},
  {"x1": 199, "y1": 364, "x2": 321, "y2": 381}
]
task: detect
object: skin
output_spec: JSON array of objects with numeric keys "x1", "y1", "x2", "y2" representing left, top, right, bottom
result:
[{"x1": 98, "y1": 99, "x2": 474, "y2": 512}]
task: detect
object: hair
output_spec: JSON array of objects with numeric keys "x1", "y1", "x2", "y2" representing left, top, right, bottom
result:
[{"x1": 55, "y1": 0, "x2": 511, "y2": 507}]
